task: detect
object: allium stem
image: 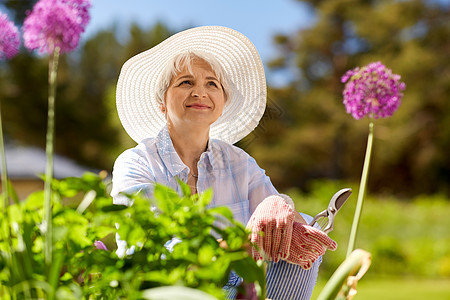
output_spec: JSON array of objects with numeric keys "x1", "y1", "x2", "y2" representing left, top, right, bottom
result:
[
  {"x1": 346, "y1": 121, "x2": 374, "y2": 257},
  {"x1": 0, "y1": 99, "x2": 8, "y2": 210},
  {"x1": 0, "y1": 98, "x2": 12, "y2": 254},
  {"x1": 44, "y1": 46, "x2": 60, "y2": 268}
]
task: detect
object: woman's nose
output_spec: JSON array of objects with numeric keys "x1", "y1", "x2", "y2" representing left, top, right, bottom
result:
[{"x1": 191, "y1": 85, "x2": 206, "y2": 98}]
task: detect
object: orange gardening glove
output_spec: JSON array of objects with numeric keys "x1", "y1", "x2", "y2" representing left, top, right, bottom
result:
[
  {"x1": 287, "y1": 222, "x2": 337, "y2": 269},
  {"x1": 246, "y1": 195, "x2": 295, "y2": 262}
]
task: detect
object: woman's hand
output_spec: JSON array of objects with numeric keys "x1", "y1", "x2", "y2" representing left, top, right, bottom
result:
[
  {"x1": 246, "y1": 195, "x2": 337, "y2": 268},
  {"x1": 246, "y1": 195, "x2": 296, "y2": 262},
  {"x1": 287, "y1": 222, "x2": 337, "y2": 269}
]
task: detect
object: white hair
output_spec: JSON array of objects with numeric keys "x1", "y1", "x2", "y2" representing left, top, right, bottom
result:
[{"x1": 155, "y1": 51, "x2": 232, "y2": 106}]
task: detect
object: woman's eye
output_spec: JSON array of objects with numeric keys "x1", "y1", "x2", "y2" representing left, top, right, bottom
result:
[
  {"x1": 179, "y1": 80, "x2": 192, "y2": 86},
  {"x1": 208, "y1": 81, "x2": 218, "y2": 87}
]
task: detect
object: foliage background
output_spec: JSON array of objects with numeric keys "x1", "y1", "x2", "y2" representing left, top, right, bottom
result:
[
  {"x1": 1, "y1": 0, "x2": 448, "y2": 197},
  {"x1": 1, "y1": 0, "x2": 449, "y2": 295}
]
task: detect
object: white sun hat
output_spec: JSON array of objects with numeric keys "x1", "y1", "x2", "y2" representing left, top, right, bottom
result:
[{"x1": 116, "y1": 25, "x2": 267, "y2": 145}]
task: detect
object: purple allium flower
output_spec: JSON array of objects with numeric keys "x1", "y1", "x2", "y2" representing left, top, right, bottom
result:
[
  {"x1": 341, "y1": 62, "x2": 406, "y2": 120},
  {"x1": 0, "y1": 12, "x2": 20, "y2": 60},
  {"x1": 23, "y1": 0, "x2": 91, "y2": 54},
  {"x1": 94, "y1": 240, "x2": 108, "y2": 251}
]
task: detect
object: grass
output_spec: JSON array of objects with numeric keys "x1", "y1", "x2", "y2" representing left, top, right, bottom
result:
[{"x1": 311, "y1": 276, "x2": 450, "y2": 300}]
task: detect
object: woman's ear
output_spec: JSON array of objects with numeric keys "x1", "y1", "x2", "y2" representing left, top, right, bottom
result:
[{"x1": 160, "y1": 104, "x2": 166, "y2": 113}]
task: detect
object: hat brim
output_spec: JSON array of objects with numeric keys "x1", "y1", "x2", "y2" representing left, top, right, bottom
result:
[{"x1": 116, "y1": 26, "x2": 267, "y2": 144}]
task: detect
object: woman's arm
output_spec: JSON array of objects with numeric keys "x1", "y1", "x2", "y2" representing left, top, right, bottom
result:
[
  {"x1": 111, "y1": 149, "x2": 156, "y2": 205},
  {"x1": 246, "y1": 155, "x2": 306, "y2": 223},
  {"x1": 246, "y1": 155, "x2": 278, "y2": 213}
]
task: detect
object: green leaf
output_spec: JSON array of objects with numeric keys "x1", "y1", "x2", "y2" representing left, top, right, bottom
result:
[
  {"x1": 52, "y1": 226, "x2": 69, "y2": 243},
  {"x1": 207, "y1": 206, "x2": 234, "y2": 221},
  {"x1": 227, "y1": 236, "x2": 244, "y2": 251},
  {"x1": 7, "y1": 180, "x2": 20, "y2": 205},
  {"x1": 10, "y1": 248, "x2": 27, "y2": 283},
  {"x1": 55, "y1": 285, "x2": 81, "y2": 300},
  {"x1": 60, "y1": 272, "x2": 73, "y2": 281},
  {"x1": 12, "y1": 280, "x2": 52, "y2": 298},
  {"x1": 231, "y1": 255, "x2": 265, "y2": 288},
  {"x1": 198, "y1": 188, "x2": 213, "y2": 207},
  {"x1": 53, "y1": 210, "x2": 88, "y2": 227},
  {"x1": 93, "y1": 226, "x2": 115, "y2": 238},
  {"x1": 81, "y1": 172, "x2": 103, "y2": 185},
  {"x1": 141, "y1": 270, "x2": 173, "y2": 285},
  {"x1": 126, "y1": 226, "x2": 146, "y2": 246},
  {"x1": 8, "y1": 204, "x2": 22, "y2": 224},
  {"x1": 101, "y1": 204, "x2": 128, "y2": 212},
  {"x1": 176, "y1": 177, "x2": 191, "y2": 197},
  {"x1": 68, "y1": 226, "x2": 92, "y2": 248},
  {"x1": 198, "y1": 244, "x2": 215, "y2": 266},
  {"x1": 194, "y1": 264, "x2": 227, "y2": 281},
  {"x1": 21, "y1": 221, "x2": 36, "y2": 278},
  {"x1": 24, "y1": 191, "x2": 44, "y2": 210},
  {"x1": 153, "y1": 184, "x2": 179, "y2": 213},
  {"x1": 48, "y1": 249, "x2": 65, "y2": 299}
]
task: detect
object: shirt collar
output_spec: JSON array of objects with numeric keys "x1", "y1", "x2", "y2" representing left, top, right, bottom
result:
[
  {"x1": 156, "y1": 125, "x2": 188, "y2": 177},
  {"x1": 204, "y1": 139, "x2": 219, "y2": 169},
  {"x1": 156, "y1": 125, "x2": 218, "y2": 176}
]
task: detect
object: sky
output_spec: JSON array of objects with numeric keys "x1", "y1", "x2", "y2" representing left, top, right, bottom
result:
[{"x1": 83, "y1": 0, "x2": 316, "y2": 85}]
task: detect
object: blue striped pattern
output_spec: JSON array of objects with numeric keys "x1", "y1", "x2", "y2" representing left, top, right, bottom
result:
[
  {"x1": 223, "y1": 271, "x2": 242, "y2": 299},
  {"x1": 222, "y1": 258, "x2": 321, "y2": 300},
  {"x1": 266, "y1": 258, "x2": 321, "y2": 300}
]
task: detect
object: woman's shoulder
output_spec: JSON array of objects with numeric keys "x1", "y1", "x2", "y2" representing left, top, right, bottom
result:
[
  {"x1": 210, "y1": 139, "x2": 251, "y2": 158},
  {"x1": 209, "y1": 139, "x2": 259, "y2": 168},
  {"x1": 115, "y1": 137, "x2": 158, "y2": 163}
]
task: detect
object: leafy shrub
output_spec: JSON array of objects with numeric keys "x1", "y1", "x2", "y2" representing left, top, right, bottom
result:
[{"x1": 0, "y1": 173, "x2": 265, "y2": 299}]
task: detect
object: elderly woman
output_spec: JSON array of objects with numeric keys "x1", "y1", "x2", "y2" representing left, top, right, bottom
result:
[{"x1": 111, "y1": 26, "x2": 336, "y2": 300}]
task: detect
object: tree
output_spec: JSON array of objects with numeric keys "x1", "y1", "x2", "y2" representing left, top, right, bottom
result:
[
  {"x1": 0, "y1": 15, "x2": 174, "y2": 170},
  {"x1": 245, "y1": 0, "x2": 450, "y2": 197},
  {"x1": 1, "y1": 0, "x2": 37, "y2": 24}
]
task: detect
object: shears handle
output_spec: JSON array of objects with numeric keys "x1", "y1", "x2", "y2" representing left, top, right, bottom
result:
[
  {"x1": 308, "y1": 210, "x2": 328, "y2": 227},
  {"x1": 308, "y1": 188, "x2": 352, "y2": 234}
]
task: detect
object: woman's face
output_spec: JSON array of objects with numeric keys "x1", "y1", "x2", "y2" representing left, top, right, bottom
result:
[{"x1": 164, "y1": 58, "x2": 226, "y2": 130}]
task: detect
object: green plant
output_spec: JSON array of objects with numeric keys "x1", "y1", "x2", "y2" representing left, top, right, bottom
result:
[
  {"x1": 0, "y1": 173, "x2": 265, "y2": 299},
  {"x1": 0, "y1": 173, "x2": 108, "y2": 299}
]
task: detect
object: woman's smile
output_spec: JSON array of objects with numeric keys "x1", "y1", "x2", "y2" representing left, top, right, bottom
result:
[{"x1": 186, "y1": 102, "x2": 211, "y2": 110}]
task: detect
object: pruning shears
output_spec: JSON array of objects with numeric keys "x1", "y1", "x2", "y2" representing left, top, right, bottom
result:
[{"x1": 309, "y1": 188, "x2": 352, "y2": 234}]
